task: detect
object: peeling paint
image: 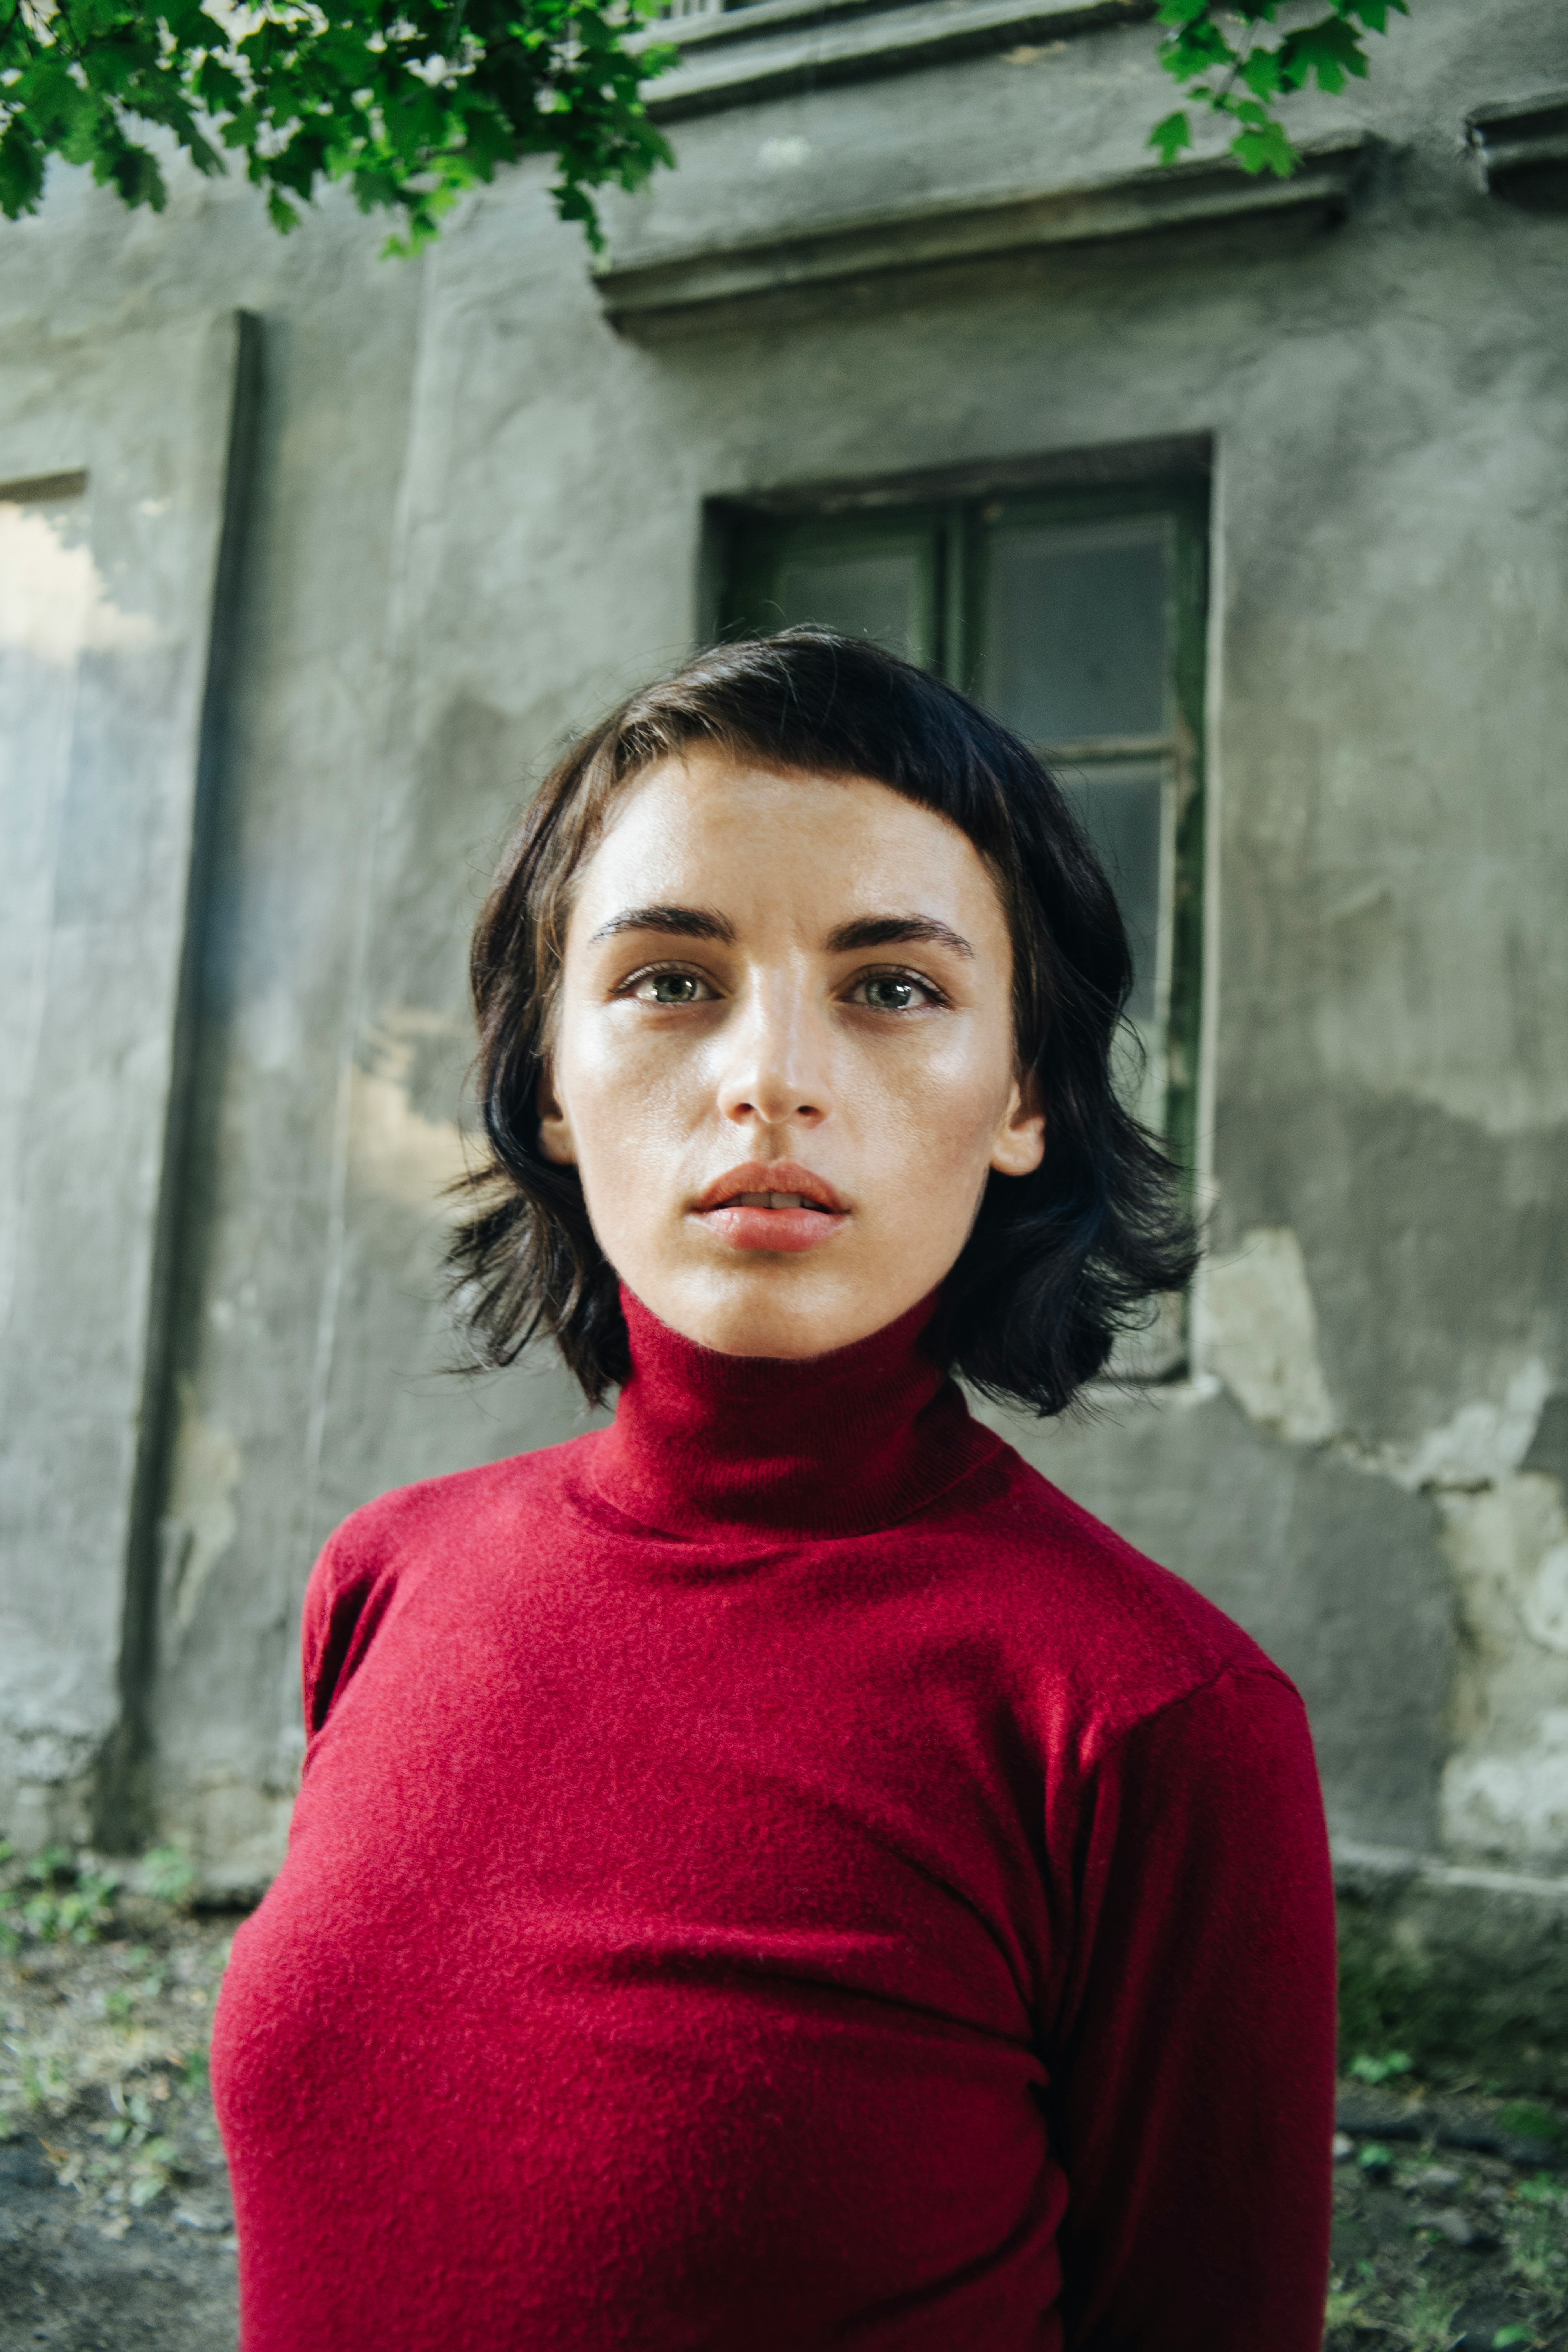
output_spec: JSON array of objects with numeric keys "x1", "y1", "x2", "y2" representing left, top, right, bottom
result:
[
  {"x1": 1200, "y1": 1229, "x2": 1566, "y2": 1867},
  {"x1": 1442, "y1": 1710, "x2": 1568, "y2": 1866},
  {"x1": 0, "y1": 504, "x2": 159, "y2": 664},
  {"x1": 1381, "y1": 1361, "x2": 1554, "y2": 1495},
  {"x1": 348, "y1": 1009, "x2": 471, "y2": 1215},
  {"x1": 1438, "y1": 1471, "x2": 1568, "y2": 1867},
  {"x1": 1200, "y1": 1227, "x2": 1337, "y2": 1444}
]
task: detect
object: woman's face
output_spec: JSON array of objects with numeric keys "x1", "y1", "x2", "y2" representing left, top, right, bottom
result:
[{"x1": 540, "y1": 749, "x2": 1044, "y2": 1359}]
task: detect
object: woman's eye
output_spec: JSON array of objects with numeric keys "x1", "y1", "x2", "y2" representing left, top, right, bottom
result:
[
  {"x1": 852, "y1": 973, "x2": 934, "y2": 1012},
  {"x1": 630, "y1": 970, "x2": 713, "y2": 1005}
]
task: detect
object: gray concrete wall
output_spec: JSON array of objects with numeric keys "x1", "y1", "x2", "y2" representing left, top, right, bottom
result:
[
  {"x1": 0, "y1": 310, "x2": 244, "y2": 1849},
  {"x1": 0, "y1": 0, "x2": 1563, "y2": 1915}
]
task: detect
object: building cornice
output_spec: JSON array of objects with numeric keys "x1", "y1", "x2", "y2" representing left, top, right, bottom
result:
[
  {"x1": 639, "y1": 0, "x2": 1158, "y2": 122},
  {"x1": 595, "y1": 133, "x2": 1375, "y2": 330}
]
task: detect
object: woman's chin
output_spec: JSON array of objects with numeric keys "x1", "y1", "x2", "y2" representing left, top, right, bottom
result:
[{"x1": 634, "y1": 1258, "x2": 919, "y2": 1362}]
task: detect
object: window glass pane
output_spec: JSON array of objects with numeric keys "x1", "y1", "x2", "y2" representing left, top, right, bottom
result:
[
  {"x1": 1060, "y1": 764, "x2": 1166, "y2": 1028},
  {"x1": 775, "y1": 547, "x2": 925, "y2": 663},
  {"x1": 985, "y1": 519, "x2": 1168, "y2": 743}
]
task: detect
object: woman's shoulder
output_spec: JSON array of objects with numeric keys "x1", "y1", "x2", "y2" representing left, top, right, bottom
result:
[
  {"x1": 312, "y1": 1434, "x2": 589, "y2": 1585},
  {"x1": 298, "y1": 1437, "x2": 592, "y2": 1737},
  {"x1": 930, "y1": 1436, "x2": 1299, "y2": 1741}
]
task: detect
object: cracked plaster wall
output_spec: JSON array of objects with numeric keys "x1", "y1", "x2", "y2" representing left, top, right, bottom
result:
[{"x1": 0, "y1": 0, "x2": 1562, "y2": 1900}]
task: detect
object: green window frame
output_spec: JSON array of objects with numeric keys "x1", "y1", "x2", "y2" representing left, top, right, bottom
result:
[{"x1": 713, "y1": 475, "x2": 1210, "y2": 1193}]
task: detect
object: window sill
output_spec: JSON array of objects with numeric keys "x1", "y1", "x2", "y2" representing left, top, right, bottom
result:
[
  {"x1": 1465, "y1": 87, "x2": 1568, "y2": 209},
  {"x1": 594, "y1": 133, "x2": 1376, "y2": 330}
]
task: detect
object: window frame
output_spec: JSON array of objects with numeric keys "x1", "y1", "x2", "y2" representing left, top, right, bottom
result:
[
  {"x1": 961, "y1": 476, "x2": 1210, "y2": 1187},
  {"x1": 714, "y1": 470, "x2": 1209, "y2": 1203}
]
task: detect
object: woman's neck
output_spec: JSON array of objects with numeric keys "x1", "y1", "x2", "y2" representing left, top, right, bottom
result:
[{"x1": 592, "y1": 1286, "x2": 1002, "y2": 1539}]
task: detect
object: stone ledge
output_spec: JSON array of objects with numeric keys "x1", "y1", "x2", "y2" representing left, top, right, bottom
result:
[
  {"x1": 1336, "y1": 1839, "x2": 1568, "y2": 2093},
  {"x1": 1465, "y1": 86, "x2": 1568, "y2": 208},
  {"x1": 595, "y1": 134, "x2": 1374, "y2": 328},
  {"x1": 1334, "y1": 1836, "x2": 1568, "y2": 1908},
  {"x1": 641, "y1": 0, "x2": 1156, "y2": 122}
]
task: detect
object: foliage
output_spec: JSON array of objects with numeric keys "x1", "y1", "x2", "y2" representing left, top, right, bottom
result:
[
  {"x1": 0, "y1": 0, "x2": 676, "y2": 255},
  {"x1": 1348, "y1": 2047, "x2": 1414, "y2": 2085},
  {"x1": 1500, "y1": 2101, "x2": 1566, "y2": 2149},
  {"x1": 1322, "y1": 2274, "x2": 1366, "y2": 2333},
  {"x1": 1396, "y1": 2275, "x2": 1460, "y2": 2352},
  {"x1": 1151, "y1": 0, "x2": 1410, "y2": 181},
  {"x1": 1507, "y1": 2174, "x2": 1568, "y2": 2302},
  {"x1": 141, "y1": 1842, "x2": 199, "y2": 1907},
  {"x1": 2, "y1": 1908, "x2": 234, "y2": 2229},
  {"x1": 0, "y1": 1841, "x2": 118, "y2": 1949},
  {"x1": 101, "y1": 2082, "x2": 184, "y2": 2205}
]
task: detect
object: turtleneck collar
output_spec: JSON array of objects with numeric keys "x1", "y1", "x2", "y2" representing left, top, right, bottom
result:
[{"x1": 590, "y1": 1285, "x2": 1003, "y2": 1541}]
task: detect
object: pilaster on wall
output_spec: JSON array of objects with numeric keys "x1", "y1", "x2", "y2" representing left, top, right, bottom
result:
[{"x1": 0, "y1": 311, "x2": 256, "y2": 1853}]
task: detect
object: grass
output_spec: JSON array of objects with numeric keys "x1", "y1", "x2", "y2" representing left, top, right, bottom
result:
[
  {"x1": 1506, "y1": 2177, "x2": 1568, "y2": 2301},
  {"x1": 0, "y1": 1838, "x2": 230, "y2": 2239}
]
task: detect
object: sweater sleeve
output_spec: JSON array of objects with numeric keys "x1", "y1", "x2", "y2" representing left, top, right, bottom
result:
[
  {"x1": 1048, "y1": 1665, "x2": 1337, "y2": 2352},
  {"x1": 299, "y1": 1527, "x2": 398, "y2": 1742}
]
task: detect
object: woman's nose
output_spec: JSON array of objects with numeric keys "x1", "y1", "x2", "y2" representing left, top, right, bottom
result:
[{"x1": 714, "y1": 980, "x2": 829, "y2": 1131}]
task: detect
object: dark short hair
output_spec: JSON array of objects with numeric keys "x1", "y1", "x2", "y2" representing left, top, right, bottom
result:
[{"x1": 449, "y1": 629, "x2": 1197, "y2": 1413}]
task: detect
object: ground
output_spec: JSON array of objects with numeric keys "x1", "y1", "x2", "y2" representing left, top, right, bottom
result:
[
  {"x1": 1327, "y1": 2071, "x2": 1568, "y2": 2351},
  {"x1": 0, "y1": 1854, "x2": 238, "y2": 2351},
  {"x1": 2, "y1": 1853, "x2": 1566, "y2": 2350}
]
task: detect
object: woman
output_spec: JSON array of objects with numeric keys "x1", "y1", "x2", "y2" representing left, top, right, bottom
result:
[{"x1": 213, "y1": 631, "x2": 1337, "y2": 2349}]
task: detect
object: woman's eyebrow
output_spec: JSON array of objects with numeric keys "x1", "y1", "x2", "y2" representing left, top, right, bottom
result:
[
  {"x1": 826, "y1": 915, "x2": 975, "y2": 959},
  {"x1": 588, "y1": 904, "x2": 737, "y2": 946}
]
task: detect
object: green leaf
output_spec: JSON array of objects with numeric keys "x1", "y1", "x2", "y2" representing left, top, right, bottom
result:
[
  {"x1": 1149, "y1": 108, "x2": 1195, "y2": 165},
  {"x1": 107, "y1": 142, "x2": 167, "y2": 210},
  {"x1": 1230, "y1": 120, "x2": 1299, "y2": 176},
  {"x1": 1160, "y1": 22, "x2": 1236, "y2": 80},
  {"x1": 1348, "y1": 2050, "x2": 1413, "y2": 2085},
  {"x1": 1238, "y1": 46, "x2": 1284, "y2": 101},
  {"x1": 1278, "y1": 15, "x2": 1369, "y2": 93}
]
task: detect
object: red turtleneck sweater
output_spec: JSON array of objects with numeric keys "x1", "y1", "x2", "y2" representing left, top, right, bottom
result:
[{"x1": 212, "y1": 1293, "x2": 1336, "y2": 2350}]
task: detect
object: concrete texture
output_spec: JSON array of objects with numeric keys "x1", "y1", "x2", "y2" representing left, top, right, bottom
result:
[
  {"x1": 0, "y1": 0, "x2": 1563, "y2": 1993},
  {"x1": 592, "y1": 135, "x2": 1372, "y2": 323},
  {"x1": 0, "y1": 313, "x2": 244, "y2": 1852}
]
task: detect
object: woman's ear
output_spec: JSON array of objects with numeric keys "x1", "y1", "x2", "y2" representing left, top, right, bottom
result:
[
  {"x1": 989, "y1": 1070, "x2": 1045, "y2": 1180},
  {"x1": 537, "y1": 1065, "x2": 577, "y2": 1167}
]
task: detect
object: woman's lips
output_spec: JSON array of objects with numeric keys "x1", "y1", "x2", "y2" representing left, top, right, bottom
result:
[
  {"x1": 690, "y1": 1163, "x2": 849, "y2": 1253},
  {"x1": 697, "y1": 1202, "x2": 847, "y2": 1253}
]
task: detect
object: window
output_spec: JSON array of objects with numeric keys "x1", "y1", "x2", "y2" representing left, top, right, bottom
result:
[{"x1": 715, "y1": 473, "x2": 1209, "y2": 1186}]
